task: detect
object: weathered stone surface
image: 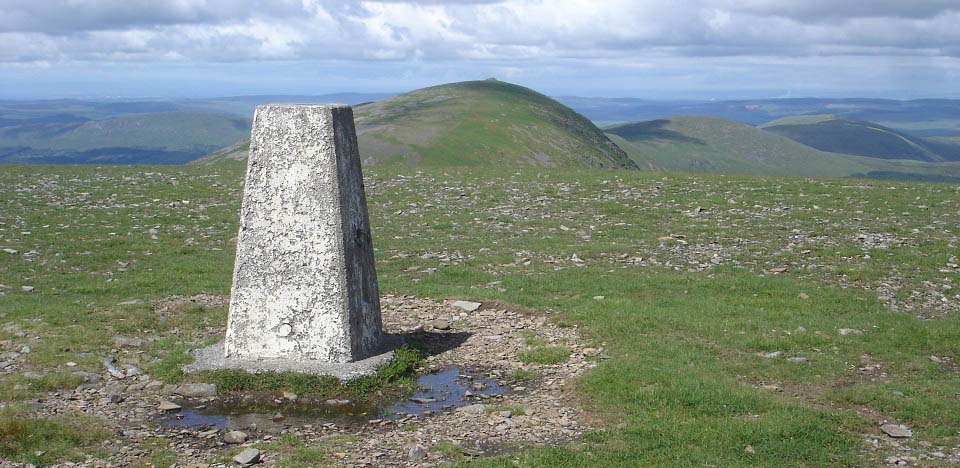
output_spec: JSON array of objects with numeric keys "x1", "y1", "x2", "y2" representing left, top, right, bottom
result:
[
  {"x1": 881, "y1": 423, "x2": 913, "y2": 438},
  {"x1": 224, "y1": 104, "x2": 383, "y2": 364},
  {"x1": 223, "y1": 430, "x2": 248, "y2": 444},
  {"x1": 450, "y1": 300, "x2": 482, "y2": 312},
  {"x1": 174, "y1": 383, "x2": 217, "y2": 398},
  {"x1": 233, "y1": 448, "x2": 261, "y2": 465},
  {"x1": 158, "y1": 400, "x2": 181, "y2": 412}
]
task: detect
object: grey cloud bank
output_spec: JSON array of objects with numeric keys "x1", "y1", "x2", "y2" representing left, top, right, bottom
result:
[{"x1": 0, "y1": 0, "x2": 957, "y2": 98}]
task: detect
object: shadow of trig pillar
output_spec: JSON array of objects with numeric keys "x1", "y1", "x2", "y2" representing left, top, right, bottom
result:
[{"x1": 224, "y1": 104, "x2": 384, "y2": 363}]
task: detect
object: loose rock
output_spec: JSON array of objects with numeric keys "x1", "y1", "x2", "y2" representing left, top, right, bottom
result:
[
  {"x1": 174, "y1": 383, "x2": 217, "y2": 398},
  {"x1": 880, "y1": 424, "x2": 913, "y2": 439},
  {"x1": 223, "y1": 430, "x2": 249, "y2": 444},
  {"x1": 158, "y1": 400, "x2": 181, "y2": 412},
  {"x1": 233, "y1": 448, "x2": 261, "y2": 466},
  {"x1": 450, "y1": 300, "x2": 482, "y2": 312}
]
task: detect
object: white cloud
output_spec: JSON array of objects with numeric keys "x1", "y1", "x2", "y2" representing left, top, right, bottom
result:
[
  {"x1": 1, "y1": 0, "x2": 958, "y2": 64},
  {"x1": 0, "y1": 0, "x2": 958, "y2": 98}
]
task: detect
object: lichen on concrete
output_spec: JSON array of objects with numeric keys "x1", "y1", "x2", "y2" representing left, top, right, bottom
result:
[{"x1": 211, "y1": 104, "x2": 385, "y2": 371}]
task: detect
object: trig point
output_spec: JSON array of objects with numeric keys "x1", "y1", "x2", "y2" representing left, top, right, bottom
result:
[{"x1": 186, "y1": 104, "x2": 393, "y2": 379}]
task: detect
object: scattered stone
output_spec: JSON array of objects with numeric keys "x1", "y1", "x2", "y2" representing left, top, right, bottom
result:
[
  {"x1": 103, "y1": 357, "x2": 126, "y2": 379},
  {"x1": 174, "y1": 383, "x2": 217, "y2": 398},
  {"x1": 582, "y1": 347, "x2": 601, "y2": 357},
  {"x1": 456, "y1": 403, "x2": 486, "y2": 414},
  {"x1": 117, "y1": 299, "x2": 144, "y2": 306},
  {"x1": 233, "y1": 448, "x2": 261, "y2": 466},
  {"x1": 2, "y1": 248, "x2": 17, "y2": 254},
  {"x1": 408, "y1": 444, "x2": 427, "y2": 461},
  {"x1": 450, "y1": 300, "x2": 482, "y2": 312},
  {"x1": 410, "y1": 397, "x2": 439, "y2": 404},
  {"x1": 283, "y1": 390, "x2": 298, "y2": 401},
  {"x1": 70, "y1": 370, "x2": 99, "y2": 383},
  {"x1": 592, "y1": 295, "x2": 605, "y2": 300},
  {"x1": 19, "y1": 345, "x2": 30, "y2": 354},
  {"x1": 838, "y1": 328, "x2": 863, "y2": 336},
  {"x1": 113, "y1": 336, "x2": 144, "y2": 348},
  {"x1": 745, "y1": 445, "x2": 756, "y2": 454},
  {"x1": 223, "y1": 430, "x2": 249, "y2": 444},
  {"x1": 431, "y1": 319, "x2": 451, "y2": 330},
  {"x1": 761, "y1": 351, "x2": 783, "y2": 359},
  {"x1": 158, "y1": 400, "x2": 182, "y2": 412},
  {"x1": 14, "y1": 294, "x2": 592, "y2": 467},
  {"x1": 21, "y1": 286, "x2": 34, "y2": 292},
  {"x1": 798, "y1": 293, "x2": 810, "y2": 300},
  {"x1": 881, "y1": 424, "x2": 913, "y2": 438},
  {"x1": 325, "y1": 398, "x2": 350, "y2": 405}
]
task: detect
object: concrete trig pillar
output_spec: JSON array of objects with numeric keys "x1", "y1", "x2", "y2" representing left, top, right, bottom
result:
[{"x1": 223, "y1": 104, "x2": 384, "y2": 364}]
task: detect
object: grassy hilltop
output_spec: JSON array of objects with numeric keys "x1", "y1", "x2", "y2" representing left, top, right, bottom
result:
[
  {"x1": 198, "y1": 80, "x2": 637, "y2": 170},
  {"x1": 608, "y1": 115, "x2": 960, "y2": 180},
  {"x1": 1, "y1": 162, "x2": 959, "y2": 465}
]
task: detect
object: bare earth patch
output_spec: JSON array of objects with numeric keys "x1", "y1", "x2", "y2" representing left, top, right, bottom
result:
[{"x1": 5, "y1": 294, "x2": 596, "y2": 467}]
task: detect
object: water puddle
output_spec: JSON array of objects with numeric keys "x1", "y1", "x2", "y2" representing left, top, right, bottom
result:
[
  {"x1": 385, "y1": 367, "x2": 507, "y2": 419},
  {"x1": 158, "y1": 367, "x2": 508, "y2": 430}
]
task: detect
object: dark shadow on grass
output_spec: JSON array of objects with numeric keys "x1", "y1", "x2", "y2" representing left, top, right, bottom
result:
[{"x1": 606, "y1": 119, "x2": 706, "y2": 144}]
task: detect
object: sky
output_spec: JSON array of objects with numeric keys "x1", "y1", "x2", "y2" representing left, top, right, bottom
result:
[{"x1": 1, "y1": 0, "x2": 958, "y2": 100}]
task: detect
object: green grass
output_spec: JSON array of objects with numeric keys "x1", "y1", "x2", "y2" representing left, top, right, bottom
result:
[
  {"x1": 0, "y1": 406, "x2": 111, "y2": 465},
  {"x1": 508, "y1": 369, "x2": 541, "y2": 381},
  {"x1": 518, "y1": 346, "x2": 570, "y2": 365},
  {"x1": 2, "y1": 163, "x2": 959, "y2": 465},
  {"x1": 199, "y1": 345, "x2": 423, "y2": 400}
]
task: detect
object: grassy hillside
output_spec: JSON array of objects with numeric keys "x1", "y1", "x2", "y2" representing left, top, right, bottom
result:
[
  {"x1": 761, "y1": 115, "x2": 960, "y2": 162},
  {"x1": 200, "y1": 80, "x2": 636, "y2": 169},
  {"x1": 2, "y1": 164, "x2": 959, "y2": 465},
  {"x1": 0, "y1": 112, "x2": 250, "y2": 164},
  {"x1": 608, "y1": 116, "x2": 960, "y2": 179}
]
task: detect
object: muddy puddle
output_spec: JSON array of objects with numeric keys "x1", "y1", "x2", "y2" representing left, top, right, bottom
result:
[{"x1": 158, "y1": 367, "x2": 508, "y2": 430}]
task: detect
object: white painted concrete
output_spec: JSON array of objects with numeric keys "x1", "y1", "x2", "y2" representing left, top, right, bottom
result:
[{"x1": 223, "y1": 104, "x2": 384, "y2": 364}]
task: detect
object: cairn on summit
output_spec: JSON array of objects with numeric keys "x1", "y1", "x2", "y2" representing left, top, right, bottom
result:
[{"x1": 187, "y1": 104, "x2": 390, "y2": 378}]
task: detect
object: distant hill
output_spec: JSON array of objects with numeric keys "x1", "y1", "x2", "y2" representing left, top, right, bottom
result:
[
  {"x1": 760, "y1": 115, "x2": 960, "y2": 162},
  {"x1": 199, "y1": 80, "x2": 636, "y2": 169},
  {"x1": 559, "y1": 97, "x2": 960, "y2": 136},
  {"x1": 607, "y1": 116, "x2": 960, "y2": 180},
  {"x1": 0, "y1": 93, "x2": 390, "y2": 164},
  {"x1": 0, "y1": 112, "x2": 250, "y2": 164}
]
